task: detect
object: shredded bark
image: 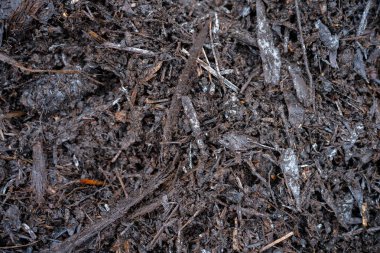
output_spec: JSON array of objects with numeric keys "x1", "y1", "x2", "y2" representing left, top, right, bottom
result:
[
  {"x1": 31, "y1": 141, "x2": 47, "y2": 204},
  {"x1": 163, "y1": 21, "x2": 209, "y2": 141}
]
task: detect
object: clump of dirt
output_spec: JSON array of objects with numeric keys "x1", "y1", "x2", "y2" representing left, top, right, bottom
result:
[{"x1": 20, "y1": 73, "x2": 97, "y2": 114}]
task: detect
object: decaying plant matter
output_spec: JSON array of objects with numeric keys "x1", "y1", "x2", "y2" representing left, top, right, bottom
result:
[{"x1": 0, "y1": 0, "x2": 379, "y2": 252}]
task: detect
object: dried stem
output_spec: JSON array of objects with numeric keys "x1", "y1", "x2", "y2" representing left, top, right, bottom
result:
[
  {"x1": 181, "y1": 48, "x2": 239, "y2": 92},
  {"x1": 294, "y1": 0, "x2": 315, "y2": 111},
  {"x1": 163, "y1": 21, "x2": 209, "y2": 142},
  {"x1": 0, "y1": 51, "x2": 102, "y2": 85},
  {"x1": 32, "y1": 141, "x2": 47, "y2": 204},
  {"x1": 103, "y1": 42, "x2": 156, "y2": 57},
  {"x1": 260, "y1": 231, "x2": 294, "y2": 252},
  {"x1": 44, "y1": 172, "x2": 171, "y2": 253}
]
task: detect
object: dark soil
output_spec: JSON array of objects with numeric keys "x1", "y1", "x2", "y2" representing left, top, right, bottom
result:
[{"x1": 0, "y1": 0, "x2": 379, "y2": 252}]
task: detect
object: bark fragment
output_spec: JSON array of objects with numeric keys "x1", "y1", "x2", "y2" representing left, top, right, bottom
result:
[
  {"x1": 181, "y1": 96, "x2": 208, "y2": 157},
  {"x1": 280, "y1": 148, "x2": 301, "y2": 211},
  {"x1": 288, "y1": 64, "x2": 311, "y2": 107},
  {"x1": 315, "y1": 20, "x2": 339, "y2": 68},
  {"x1": 32, "y1": 141, "x2": 47, "y2": 204},
  {"x1": 256, "y1": 0, "x2": 281, "y2": 85}
]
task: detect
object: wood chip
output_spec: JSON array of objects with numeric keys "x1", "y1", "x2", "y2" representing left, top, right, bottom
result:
[
  {"x1": 32, "y1": 141, "x2": 47, "y2": 204},
  {"x1": 256, "y1": 0, "x2": 281, "y2": 85}
]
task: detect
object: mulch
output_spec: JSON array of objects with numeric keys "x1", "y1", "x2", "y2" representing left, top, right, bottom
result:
[{"x1": 0, "y1": 0, "x2": 379, "y2": 252}]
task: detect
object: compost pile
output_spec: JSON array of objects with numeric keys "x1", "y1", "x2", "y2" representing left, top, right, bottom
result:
[{"x1": 0, "y1": 0, "x2": 379, "y2": 252}]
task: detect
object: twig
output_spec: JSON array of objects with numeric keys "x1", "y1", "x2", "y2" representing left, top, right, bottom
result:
[
  {"x1": 181, "y1": 48, "x2": 239, "y2": 92},
  {"x1": 246, "y1": 160, "x2": 276, "y2": 201},
  {"x1": 279, "y1": 105, "x2": 295, "y2": 147},
  {"x1": 356, "y1": 0, "x2": 372, "y2": 37},
  {"x1": 259, "y1": 231, "x2": 294, "y2": 252},
  {"x1": 128, "y1": 199, "x2": 163, "y2": 220},
  {"x1": 0, "y1": 241, "x2": 39, "y2": 249},
  {"x1": 341, "y1": 34, "x2": 370, "y2": 41},
  {"x1": 102, "y1": 42, "x2": 156, "y2": 57},
  {"x1": 209, "y1": 16, "x2": 224, "y2": 89},
  {"x1": 232, "y1": 217, "x2": 240, "y2": 251},
  {"x1": 111, "y1": 135, "x2": 136, "y2": 163},
  {"x1": 163, "y1": 21, "x2": 209, "y2": 142},
  {"x1": 32, "y1": 141, "x2": 47, "y2": 204},
  {"x1": 246, "y1": 161, "x2": 270, "y2": 189},
  {"x1": 240, "y1": 66, "x2": 261, "y2": 94},
  {"x1": 202, "y1": 47, "x2": 215, "y2": 94},
  {"x1": 176, "y1": 207, "x2": 204, "y2": 253},
  {"x1": 249, "y1": 140, "x2": 279, "y2": 151},
  {"x1": 115, "y1": 169, "x2": 128, "y2": 201},
  {"x1": 239, "y1": 207, "x2": 270, "y2": 218},
  {"x1": 147, "y1": 205, "x2": 179, "y2": 250},
  {"x1": 181, "y1": 208, "x2": 204, "y2": 230},
  {"x1": 0, "y1": 52, "x2": 79, "y2": 74},
  {"x1": 43, "y1": 172, "x2": 172, "y2": 253},
  {"x1": 340, "y1": 226, "x2": 380, "y2": 239},
  {"x1": 0, "y1": 51, "x2": 102, "y2": 85},
  {"x1": 145, "y1": 98, "x2": 171, "y2": 104},
  {"x1": 294, "y1": 0, "x2": 315, "y2": 111}
]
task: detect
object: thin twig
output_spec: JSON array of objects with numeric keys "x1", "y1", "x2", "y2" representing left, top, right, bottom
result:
[
  {"x1": 148, "y1": 205, "x2": 179, "y2": 250},
  {"x1": 202, "y1": 47, "x2": 215, "y2": 94},
  {"x1": 0, "y1": 51, "x2": 102, "y2": 85},
  {"x1": 246, "y1": 160, "x2": 271, "y2": 189},
  {"x1": 249, "y1": 140, "x2": 279, "y2": 151},
  {"x1": 103, "y1": 42, "x2": 156, "y2": 57},
  {"x1": 176, "y1": 207, "x2": 204, "y2": 253},
  {"x1": 294, "y1": 0, "x2": 315, "y2": 111},
  {"x1": 356, "y1": 0, "x2": 372, "y2": 37},
  {"x1": 181, "y1": 48, "x2": 239, "y2": 92},
  {"x1": 145, "y1": 98, "x2": 171, "y2": 104},
  {"x1": 115, "y1": 169, "x2": 129, "y2": 201},
  {"x1": 246, "y1": 160, "x2": 276, "y2": 201},
  {"x1": 0, "y1": 52, "x2": 80, "y2": 74},
  {"x1": 0, "y1": 241, "x2": 39, "y2": 249},
  {"x1": 43, "y1": 172, "x2": 172, "y2": 253},
  {"x1": 209, "y1": 17, "x2": 224, "y2": 89},
  {"x1": 339, "y1": 226, "x2": 380, "y2": 238},
  {"x1": 32, "y1": 141, "x2": 47, "y2": 204},
  {"x1": 341, "y1": 34, "x2": 370, "y2": 41},
  {"x1": 279, "y1": 105, "x2": 295, "y2": 147},
  {"x1": 163, "y1": 21, "x2": 209, "y2": 142},
  {"x1": 259, "y1": 231, "x2": 294, "y2": 252},
  {"x1": 240, "y1": 66, "x2": 261, "y2": 94}
]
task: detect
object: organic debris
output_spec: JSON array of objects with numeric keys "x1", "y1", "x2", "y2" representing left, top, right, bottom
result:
[
  {"x1": 256, "y1": 0, "x2": 281, "y2": 85},
  {"x1": 0, "y1": 0, "x2": 379, "y2": 252}
]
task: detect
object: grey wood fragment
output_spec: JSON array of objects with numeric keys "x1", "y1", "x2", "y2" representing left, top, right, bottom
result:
[
  {"x1": 284, "y1": 92, "x2": 304, "y2": 128},
  {"x1": 354, "y1": 48, "x2": 369, "y2": 83},
  {"x1": 219, "y1": 132, "x2": 252, "y2": 152},
  {"x1": 181, "y1": 96, "x2": 208, "y2": 157},
  {"x1": 32, "y1": 141, "x2": 47, "y2": 204},
  {"x1": 315, "y1": 20, "x2": 339, "y2": 68},
  {"x1": 356, "y1": 0, "x2": 372, "y2": 36},
  {"x1": 288, "y1": 64, "x2": 311, "y2": 107},
  {"x1": 280, "y1": 148, "x2": 301, "y2": 211},
  {"x1": 256, "y1": 0, "x2": 281, "y2": 85}
]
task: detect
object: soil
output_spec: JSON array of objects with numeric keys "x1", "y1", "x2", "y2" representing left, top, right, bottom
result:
[{"x1": 0, "y1": 0, "x2": 379, "y2": 252}]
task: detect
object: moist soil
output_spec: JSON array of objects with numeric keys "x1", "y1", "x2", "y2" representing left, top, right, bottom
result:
[{"x1": 0, "y1": 0, "x2": 379, "y2": 252}]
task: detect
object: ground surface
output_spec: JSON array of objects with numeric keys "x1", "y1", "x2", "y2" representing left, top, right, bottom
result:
[{"x1": 0, "y1": 0, "x2": 379, "y2": 252}]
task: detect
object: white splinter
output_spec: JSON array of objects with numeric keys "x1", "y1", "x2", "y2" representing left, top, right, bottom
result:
[{"x1": 281, "y1": 148, "x2": 301, "y2": 210}]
